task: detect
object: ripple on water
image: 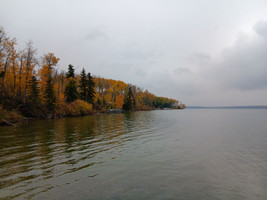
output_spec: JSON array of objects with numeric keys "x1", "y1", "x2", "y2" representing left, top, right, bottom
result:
[{"x1": 1, "y1": 110, "x2": 267, "y2": 199}]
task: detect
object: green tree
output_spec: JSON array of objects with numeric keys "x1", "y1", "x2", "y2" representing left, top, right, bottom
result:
[
  {"x1": 44, "y1": 72, "x2": 56, "y2": 113},
  {"x1": 79, "y1": 68, "x2": 87, "y2": 101},
  {"x1": 26, "y1": 75, "x2": 40, "y2": 105},
  {"x1": 66, "y1": 64, "x2": 75, "y2": 79},
  {"x1": 64, "y1": 64, "x2": 78, "y2": 103},
  {"x1": 21, "y1": 74, "x2": 46, "y2": 118},
  {"x1": 123, "y1": 86, "x2": 135, "y2": 111},
  {"x1": 87, "y1": 72, "x2": 95, "y2": 104}
]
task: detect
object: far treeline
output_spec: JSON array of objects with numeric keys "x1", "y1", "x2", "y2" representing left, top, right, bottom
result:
[{"x1": 0, "y1": 27, "x2": 185, "y2": 123}]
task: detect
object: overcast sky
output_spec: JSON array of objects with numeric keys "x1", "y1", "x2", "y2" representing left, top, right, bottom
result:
[{"x1": 1, "y1": 0, "x2": 267, "y2": 106}]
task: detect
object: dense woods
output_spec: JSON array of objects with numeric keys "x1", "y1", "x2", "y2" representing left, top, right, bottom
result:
[{"x1": 0, "y1": 27, "x2": 185, "y2": 124}]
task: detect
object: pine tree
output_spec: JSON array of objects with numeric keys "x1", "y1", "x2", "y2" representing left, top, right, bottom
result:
[
  {"x1": 123, "y1": 86, "x2": 135, "y2": 111},
  {"x1": 64, "y1": 64, "x2": 78, "y2": 103},
  {"x1": 66, "y1": 64, "x2": 75, "y2": 79},
  {"x1": 26, "y1": 75, "x2": 40, "y2": 105},
  {"x1": 79, "y1": 68, "x2": 87, "y2": 101},
  {"x1": 87, "y1": 72, "x2": 95, "y2": 104},
  {"x1": 44, "y1": 72, "x2": 56, "y2": 113}
]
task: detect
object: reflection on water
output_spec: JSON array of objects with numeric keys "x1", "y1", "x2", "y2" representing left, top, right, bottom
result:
[
  {"x1": 0, "y1": 112, "x2": 159, "y2": 199},
  {"x1": 1, "y1": 110, "x2": 267, "y2": 199}
]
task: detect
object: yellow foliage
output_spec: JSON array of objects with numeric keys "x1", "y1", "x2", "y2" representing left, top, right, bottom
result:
[
  {"x1": 38, "y1": 53, "x2": 60, "y2": 101},
  {"x1": 58, "y1": 100, "x2": 92, "y2": 116}
]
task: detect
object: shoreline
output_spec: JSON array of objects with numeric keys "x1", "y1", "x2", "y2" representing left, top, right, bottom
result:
[{"x1": 0, "y1": 107, "x2": 185, "y2": 127}]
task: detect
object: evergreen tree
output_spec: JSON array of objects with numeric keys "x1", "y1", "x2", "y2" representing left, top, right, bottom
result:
[
  {"x1": 66, "y1": 64, "x2": 75, "y2": 79},
  {"x1": 21, "y1": 74, "x2": 47, "y2": 118},
  {"x1": 87, "y1": 72, "x2": 95, "y2": 104},
  {"x1": 64, "y1": 64, "x2": 78, "y2": 103},
  {"x1": 123, "y1": 86, "x2": 135, "y2": 111},
  {"x1": 44, "y1": 72, "x2": 56, "y2": 113},
  {"x1": 79, "y1": 68, "x2": 87, "y2": 101},
  {"x1": 26, "y1": 75, "x2": 40, "y2": 105}
]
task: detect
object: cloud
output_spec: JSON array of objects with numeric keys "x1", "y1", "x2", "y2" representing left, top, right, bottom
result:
[
  {"x1": 85, "y1": 29, "x2": 106, "y2": 40},
  {"x1": 186, "y1": 53, "x2": 211, "y2": 63},
  {"x1": 135, "y1": 68, "x2": 147, "y2": 77},
  {"x1": 121, "y1": 48, "x2": 156, "y2": 61},
  {"x1": 212, "y1": 20, "x2": 267, "y2": 91},
  {"x1": 254, "y1": 20, "x2": 267, "y2": 38},
  {"x1": 171, "y1": 20, "x2": 267, "y2": 105},
  {"x1": 174, "y1": 67, "x2": 192, "y2": 74}
]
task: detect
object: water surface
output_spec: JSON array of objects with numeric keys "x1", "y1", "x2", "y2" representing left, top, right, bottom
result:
[{"x1": 1, "y1": 109, "x2": 267, "y2": 199}]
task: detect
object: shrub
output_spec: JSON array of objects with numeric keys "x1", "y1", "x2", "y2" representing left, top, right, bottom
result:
[
  {"x1": 0, "y1": 105, "x2": 22, "y2": 124},
  {"x1": 58, "y1": 100, "x2": 92, "y2": 117}
]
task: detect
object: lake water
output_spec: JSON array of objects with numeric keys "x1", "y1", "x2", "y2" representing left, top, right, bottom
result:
[{"x1": 1, "y1": 109, "x2": 267, "y2": 199}]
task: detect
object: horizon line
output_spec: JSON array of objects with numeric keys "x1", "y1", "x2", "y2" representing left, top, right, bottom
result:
[{"x1": 186, "y1": 105, "x2": 267, "y2": 108}]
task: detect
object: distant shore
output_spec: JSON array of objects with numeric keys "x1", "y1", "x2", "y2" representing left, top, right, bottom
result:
[{"x1": 186, "y1": 106, "x2": 267, "y2": 109}]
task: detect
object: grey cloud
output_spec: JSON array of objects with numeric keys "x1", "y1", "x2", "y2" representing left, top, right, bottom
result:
[
  {"x1": 174, "y1": 67, "x2": 192, "y2": 74},
  {"x1": 118, "y1": 42, "x2": 161, "y2": 62},
  {"x1": 135, "y1": 68, "x2": 147, "y2": 77},
  {"x1": 85, "y1": 29, "x2": 106, "y2": 40},
  {"x1": 147, "y1": 70, "x2": 199, "y2": 97},
  {"x1": 122, "y1": 49, "x2": 156, "y2": 61},
  {"x1": 187, "y1": 53, "x2": 211, "y2": 63},
  {"x1": 254, "y1": 20, "x2": 267, "y2": 38},
  {"x1": 214, "y1": 20, "x2": 267, "y2": 90}
]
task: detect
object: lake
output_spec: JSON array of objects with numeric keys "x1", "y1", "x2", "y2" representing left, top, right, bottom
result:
[{"x1": 1, "y1": 109, "x2": 267, "y2": 199}]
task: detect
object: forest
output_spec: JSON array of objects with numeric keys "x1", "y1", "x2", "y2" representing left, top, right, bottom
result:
[{"x1": 0, "y1": 27, "x2": 185, "y2": 124}]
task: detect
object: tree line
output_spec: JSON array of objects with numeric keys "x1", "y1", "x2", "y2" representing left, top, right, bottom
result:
[{"x1": 0, "y1": 27, "x2": 184, "y2": 121}]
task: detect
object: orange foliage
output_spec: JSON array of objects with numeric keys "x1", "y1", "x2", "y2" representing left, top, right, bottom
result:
[
  {"x1": 0, "y1": 26, "x2": 182, "y2": 118},
  {"x1": 116, "y1": 93, "x2": 124, "y2": 109}
]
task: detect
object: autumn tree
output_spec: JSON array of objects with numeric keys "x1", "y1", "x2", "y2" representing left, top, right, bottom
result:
[
  {"x1": 10, "y1": 44, "x2": 18, "y2": 96},
  {"x1": 17, "y1": 50, "x2": 25, "y2": 98},
  {"x1": 115, "y1": 93, "x2": 124, "y2": 109},
  {"x1": 0, "y1": 28, "x2": 17, "y2": 96},
  {"x1": 54, "y1": 70, "x2": 65, "y2": 103},
  {"x1": 38, "y1": 53, "x2": 59, "y2": 99},
  {"x1": 87, "y1": 72, "x2": 95, "y2": 104},
  {"x1": 23, "y1": 41, "x2": 37, "y2": 98},
  {"x1": 39, "y1": 53, "x2": 59, "y2": 114},
  {"x1": 0, "y1": 27, "x2": 9, "y2": 89},
  {"x1": 64, "y1": 64, "x2": 78, "y2": 103}
]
